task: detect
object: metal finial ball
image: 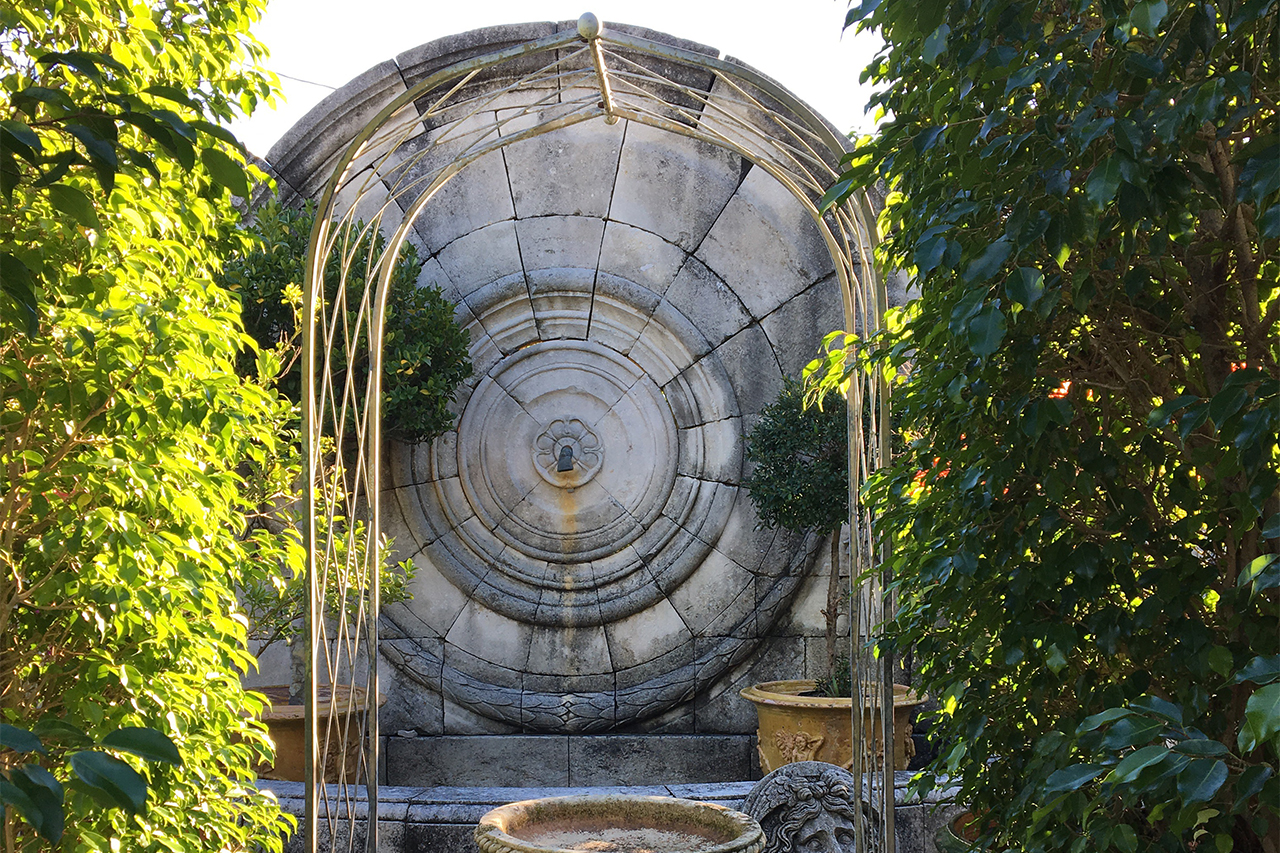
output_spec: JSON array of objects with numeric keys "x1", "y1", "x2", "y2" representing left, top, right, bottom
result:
[{"x1": 577, "y1": 12, "x2": 602, "y2": 39}]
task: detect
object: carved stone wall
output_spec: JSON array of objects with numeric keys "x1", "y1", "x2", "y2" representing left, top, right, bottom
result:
[{"x1": 262, "y1": 21, "x2": 861, "y2": 736}]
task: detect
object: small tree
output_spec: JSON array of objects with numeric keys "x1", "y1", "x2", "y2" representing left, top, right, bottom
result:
[
  {"x1": 745, "y1": 380, "x2": 850, "y2": 688},
  {"x1": 820, "y1": 0, "x2": 1278, "y2": 849},
  {"x1": 220, "y1": 200, "x2": 472, "y2": 694},
  {"x1": 0, "y1": 1, "x2": 292, "y2": 848}
]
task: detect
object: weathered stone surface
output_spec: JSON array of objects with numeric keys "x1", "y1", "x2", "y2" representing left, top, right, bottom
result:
[
  {"x1": 668, "y1": 550, "x2": 756, "y2": 636},
  {"x1": 396, "y1": 23, "x2": 562, "y2": 91},
  {"x1": 697, "y1": 167, "x2": 835, "y2": 320},
  {"x1": 597, "y1": 223, "x2": 688, "y2": 296},
  {"x1": 610, "y1": 121, "x2": 746, "y2": 251},
  {"x1": 714, "y1": 325, "x2": 784, "y2": 418},
  {"x1": 409, "y1": 150, "x2": 515, "y2": 253},
  {"x1": 759, "y1": 274, "x2": 844, "y2": 379},
  {"x1": 664, "y1": 256, "x2": 752, "y2": 348},
  {"x1": 567, "y1": 736, "x2": 753, "y2": 786},
  {"x1": 503, "y1": 120, "x2": 624, "y2": 219},
  {"x1": 517, "y1": 216, "x2": 606, "y2": 274},
  {"x1": 435, "y1": 221, "x2": 524, "y2": 295},
  {"x1": 387, "y1": 735, "x2": 570, "y2": 787},
  {"x1": 603, "y1": 597, "x2": 694, "y2": 671}
]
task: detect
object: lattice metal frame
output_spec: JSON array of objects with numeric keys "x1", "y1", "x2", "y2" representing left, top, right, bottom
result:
[{"x1": 300, "y1": 15, "x2": 893, "y2": 852}]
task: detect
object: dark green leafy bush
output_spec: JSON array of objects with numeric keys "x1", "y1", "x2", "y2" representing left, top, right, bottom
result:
[
  {"x1": 816, "y1": 0, "x2": 1278, "y2": 849},
  {"x1": 222, "y1": 199, "x2": 473, "y2": 445},
  {"x1": 745, "y1": 380, "x2": 850, "y2": 686}
]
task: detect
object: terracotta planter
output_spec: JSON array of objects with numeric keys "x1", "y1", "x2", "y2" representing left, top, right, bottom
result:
[
  {"x1": 475, "y1": 795, "x2": 764, "y2": 853},
  {"x1": 739, "y1": 680, "x2": 926, "y2": 774},
  {"x1": 256, "y1": 684, "x2": 385, "y2": 782},
  {"x1": 934, "y1": 812, "x2": 985, "y2": 852}
]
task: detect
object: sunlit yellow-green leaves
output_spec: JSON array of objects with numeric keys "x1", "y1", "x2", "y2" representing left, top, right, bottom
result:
[{"x1": 1, "y1": 1, "x2": 293, "y2": 850}]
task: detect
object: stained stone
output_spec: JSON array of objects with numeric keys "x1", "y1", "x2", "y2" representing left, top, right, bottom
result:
[
  {"x1": 517, "y1": 217, "x2": 606, "y2": 274},
  {"x1": 603, "y1": 597, "x2": 694, "y2": 671},
  {"x1": 714, "y1": 325, "x2": 785, "y2": 417},
  {"x1": 666, "y1": 257, "x2": 753, "y2": 348},
  {"x1": 434, "y1": 221, "x2": 524, "y2": 294},
  {"x1": 759, "y1": 274, "x2": 844, "y2": 379},
  {"x1": 610, "y1": 120, "x2": 746, "y2": 252},
  {"x1": 597, "y1": 222, "x2": 689, "y2": 296},
  {"x1": 696, "y1": 167, "x2": 836, "y2": 320},
  {"x1": 264, "y1": 20, "x2": 868, "y2": 738},
  {"x1": 503, "y1": 121, "x2": 624, "y2": 219}
]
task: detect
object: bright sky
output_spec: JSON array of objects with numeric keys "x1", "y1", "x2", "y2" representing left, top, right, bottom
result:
[{"x1": 232, "y1": 0, "x2": 883, "y2": 158}]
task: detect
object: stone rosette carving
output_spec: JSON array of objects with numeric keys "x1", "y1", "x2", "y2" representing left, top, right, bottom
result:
[{"x1": 533, "y1": 418, "x2": 603, "y2": 487}]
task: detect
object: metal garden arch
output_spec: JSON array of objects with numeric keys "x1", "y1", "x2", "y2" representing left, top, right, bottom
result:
[{"x1": 299, "y1": 14, "x2": 893, "y2": 852}]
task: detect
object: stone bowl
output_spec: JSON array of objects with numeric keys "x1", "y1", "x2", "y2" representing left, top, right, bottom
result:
[{"x1": 474, "y1": 795, "x2": 765, "y2": 853}]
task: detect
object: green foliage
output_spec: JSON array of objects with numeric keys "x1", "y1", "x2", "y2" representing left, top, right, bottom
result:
[
  {"x1": 745, "y1": 379, "x2": 850, "y2": 692},
  {"x1": 221, "y1": 199, "x2": 466, "y2": 664},
  {"x1": 1, "y1": 723, "x2": 181, "y2": 843},
  {"x1": 0, "y1": 1, "x2": 292, "y2": 850},
  {"x1": 822, "y1": 0, "x2": 1278, "y2": 849},
  {"x1": 744, "y1": 379, "x2": 849, "y2": 536},
  {"x1": 220, "y1": 199, "x2": 473, "y2": 446}
]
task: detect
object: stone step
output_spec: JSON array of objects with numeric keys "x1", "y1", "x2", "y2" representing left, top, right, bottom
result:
[
  {"x1": 263, "y1": 775, "x2": 962, "y2": 853},
  {"x1": 382, "y1": 734, "x2": 757, "y2": 788}
]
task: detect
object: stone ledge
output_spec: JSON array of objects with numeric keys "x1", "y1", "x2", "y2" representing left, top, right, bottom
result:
[
  {"x1": 263, "y1": 776, "x2": 961, "y2": 853},
  {"x1": 384, "y1": 734, "x2": 755, "y2": 787}
]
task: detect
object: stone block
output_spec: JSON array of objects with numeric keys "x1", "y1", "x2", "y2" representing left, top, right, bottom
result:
[
  {"x1": 387, "y1": 550, "x2": 472, "y2": 639},
  {"x1": 503, "y1": 119, "x2": 624, "y2": 219},
  {"x1": 386, "y1": 735, "x2": 570, "y2": 787},
  {"x1": 668, "y1": 549, "x2": 755, "y2": 636},
  {"x1": 663, "y1": 256, "x2": 752, "y2": 349},
  {"x1": 714, "y1": 325, "x2": 784, "y2": 418},
  {"x1": 441, "y1": 691, "x2": 519, "y2": 736},
  {"x1": 627, "y1": 297, "x2": 711, "y2": 386},
  {"x1": 709, "y1": 500, "x2": 776, "y2": 575},
  {"x1": 603, "y1": 596, "x2": 694, "y2": 671},
  {"x1": 759, "y1": 274, "x2": 844, "y2": 380},
  {"x1": 517, "y1": 216, "x2": 606, "y2": 273},
  {"x1": 696, "y1": 167, "x2": 835, "y2": 321},
  {"x1": 626, "y1": 698, "x2": 697, "y2": 734},
  {"x1": 665, "y1": 354, "x2": 739, "y2": 428},
  {"x1": 588, "y1": 273, "x2": 662, "y2": 354},
  {"x1": 524, "y1": 621, "x2": 614, "y2": 677},
  {"x1": 435, "y1": 221, "x2": 523, "y2": 295},
  {"x1": 610, "y1": 121, "x2": 746, "y2": 252},
  {"x1": 443, "y1": 600, "x2": 532, "y2": 673},
  {"x1": 526, "y1": 267, "x2": 594, "y2": 340},
  {"x1": 403, "y1": 822, "x2": 483, "y2": 853},
  {"x1": 597, "y1": 223, "x2": 688, "y2": 296},
  {"x1": 400, "y1": 21, "x2": 562, "y2": 77},
  {"x1": 522, "y1": 672, "x2": 617, "y2": 732},
  {"x1": 566, "y1": 735, "x2": 752, "y2": 786},
  {"x1": 463, "y1": 272, "x2": 540, "y2": 354},
  {"x1": 379, "y1": 648, "x2": 444, "y2": 736},
  {"x1": 413, "y1": 149, "x2": 515, "y2": 254},
  {"x1": 775, "y1": 562, "x2": 832, "y2": 637}
]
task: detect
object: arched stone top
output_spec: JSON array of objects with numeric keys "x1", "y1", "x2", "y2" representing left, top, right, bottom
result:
[{"x1": 292, "y1": 20, "x2": 885, "y2": 733}]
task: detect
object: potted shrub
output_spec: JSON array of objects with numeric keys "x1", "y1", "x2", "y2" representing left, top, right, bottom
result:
[
  {"x1": 739, "y1": 380, "x2": 923, "y2": 772},
  {"x1": 222, "y1": 200, "x2": 472, "y2": 779}
]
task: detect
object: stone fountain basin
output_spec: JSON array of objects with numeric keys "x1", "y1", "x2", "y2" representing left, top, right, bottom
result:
[{"x1": 474, "y1": 795, "x2": 765, "y2": 853}]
